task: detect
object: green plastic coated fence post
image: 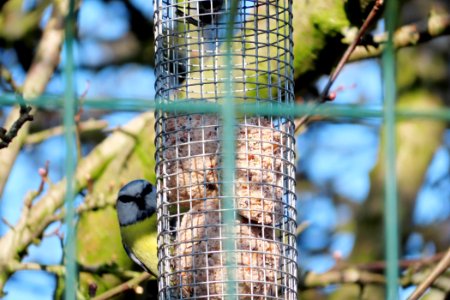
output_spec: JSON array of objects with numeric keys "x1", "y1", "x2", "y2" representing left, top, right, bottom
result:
[
  {"x1": 222, "y1": 0, "x2": 239, "y2": 298},
  {"x1": 63, "y1": 0, "x2": 78, "y2": 298},
  {"x1": 1, "y1": 96, "x2": 450, "y2": 121},
  {"x1": 382, "y1": 0, "x2": 400, "y2": 299}
]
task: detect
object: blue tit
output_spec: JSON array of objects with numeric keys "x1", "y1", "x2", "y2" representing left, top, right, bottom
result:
[{"x1": 116, "y1": 180, "x2": 158, "y2": 277}]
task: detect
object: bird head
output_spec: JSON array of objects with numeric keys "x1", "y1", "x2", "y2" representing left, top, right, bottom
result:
[{"x1": 116, "y1": 180, "x2": 157, "y2": 227}]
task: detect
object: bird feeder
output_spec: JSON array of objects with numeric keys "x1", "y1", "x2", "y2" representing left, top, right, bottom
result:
[{"x1": 154, "y1": 0, "x2": 297, "y2": 298}]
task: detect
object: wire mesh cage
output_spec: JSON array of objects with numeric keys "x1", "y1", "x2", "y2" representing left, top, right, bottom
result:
[{"x1": 154, "y1": 0, "x2": 297, "y2": 298}]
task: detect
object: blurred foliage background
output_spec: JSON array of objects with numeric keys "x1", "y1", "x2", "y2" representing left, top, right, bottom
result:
[{"x1": 0, "y1": 0, "x2": 449, "y2": 299}]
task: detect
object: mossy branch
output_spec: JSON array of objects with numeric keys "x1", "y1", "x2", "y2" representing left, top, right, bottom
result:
[
  {"x1": 0, "y1": 113, "x2": 154, "y2": 293},
  {"x1": 350, "y1": 13, "x2": 450, "y2": 61}
]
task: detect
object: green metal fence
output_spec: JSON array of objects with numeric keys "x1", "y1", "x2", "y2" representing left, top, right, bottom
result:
[{"x1": 1, "y1": 0, "x2": 449, "y2": 299}]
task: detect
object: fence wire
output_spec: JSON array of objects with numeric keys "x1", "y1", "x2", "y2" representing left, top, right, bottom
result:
[
  {"x1": 383, "y1": 0, "x2": 400, "y2": 298},
  {"x1": 63, "y1": 0, "x2": 77, "y2": 299}
]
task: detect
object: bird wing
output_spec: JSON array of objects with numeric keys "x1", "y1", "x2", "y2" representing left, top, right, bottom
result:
[{"x1": 123, "y1": 242, "x2": 157, "y2": 277}]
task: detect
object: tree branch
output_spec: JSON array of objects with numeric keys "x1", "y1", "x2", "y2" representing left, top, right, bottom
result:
[
  {"x1": 5, "y1": 242, "x2": 446, "y2": 298},
  {"x1": 350, "y1": 13, "x2": 450, "y2": 61},
  {"x1": 301, "y1": 268, "x2": 386, "y2": 289},
  {"x1": 0, "y1": 113, "x2": 154, "y2": 293},
  {"x1": 50, "y1": 190, "x2": 117, "y2": 223},
  {"x1": 24, "y1": 119, "x2": 108, "y2": 145},
  {"x1": 300, "y1": 268, "x2": 450, "y2": 292},
  {"x1": 0, "y1": 107, "x2": 31, "y2": 196},
  {"x1": 0, "y1": 0, "x2": 69, "y2": 196},
  {"x1": 408, "y1": 248, "x2": 450, "y2": 300},
  {"x1": 91, "y1": 273, "x2": 151, "y2": 300},
  {"x1": 295, "y1": 0, "x2": 384, "y2": 133},
  {"x1": 22, "y1": 1, "x2": 68, "y2": 99},
  {"x1": 300, "y1": 251, "x2": 450, "y2": 291},
  {"x1": 355, "y1": 251, "x2": 447, "y2": 272},
  {"x1": 6, "y1": 261, "x2": 66, "y2": 277},
  {"x1": 0, "y1": 104, "x2": 33, "y2": 149},
  {"x1": 7, "y1": 261, "x2": 141, "y2": 277}
]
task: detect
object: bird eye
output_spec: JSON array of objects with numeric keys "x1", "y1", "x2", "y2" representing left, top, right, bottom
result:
[
  {"x1": 142, "y1": 183, "x2": 153, "y2": 196},
  {"x1": 118, "y1": 195, "x2": 136, "y2": 203}
]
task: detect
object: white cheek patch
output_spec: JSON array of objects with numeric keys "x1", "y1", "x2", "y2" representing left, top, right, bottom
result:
[
  {"x1": 144, "y1": 189, "x2": 158, "y2": 213},
  {"x1": 117, "y1": 201, "x2": 140, "y2": 226}
]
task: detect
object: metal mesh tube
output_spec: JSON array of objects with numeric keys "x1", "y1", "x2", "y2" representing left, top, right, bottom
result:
[{"x1": 154, "y1": 1, "x2": 296, "y2": 298}]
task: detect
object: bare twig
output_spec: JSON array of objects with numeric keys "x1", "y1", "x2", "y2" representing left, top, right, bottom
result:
[
  {"x1": 50, "y1": 192, "x2": 117, "y2": 223},
  {"x1": 74, "y1": 82, "x2": 91, "y2": 160},
  {"x1": 91, "y1": 272, "x2": 151, "y2": 300},
  {"x1": 0, "y1": 104, "x2": 34, "y2": 149},
  {"x1": 355, "y1": 251, "x2": 447, "y2": 272},
  {"x1": 300, "y1": 251, "x2": 450, "y2": 291},
  {"x1": 320, "y1": 0, "x2": 384, "y2": 100},
  {"x1": 0, "y1": 67, "x2": 23, "y2": 93},
  {"x1": 296, "y1": 221, "x2": 310, "y2": 236},
  {"x1": 294, "y1": 0, "x2": 384, "y2": 133},
  {"x1": 350, "y1": 13, "x2": 450, "y2": 62},
  {"x1": 19, "y1": 161, "x2": 52, "y2": 220},
  {"x1": 43, "y1": 223, "x2": 64, "y2": 239},
  {"x1": 1, "y1": 218, "x2": 15, "y2": 231},
  {"x1": 1, "y1": 163, "x2": 53, "y2": 251},
  {"x1": 301, "y1": 268, "x2": 386, "y2": 289},
  {"x1": 408, "y1": 248, "x2": 450, "y2": 300},
  {"x1": 37, "y1": 160, "x2": 50, "y2": 194}
]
